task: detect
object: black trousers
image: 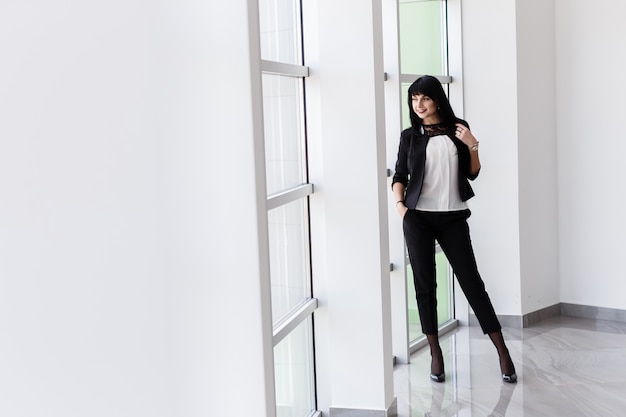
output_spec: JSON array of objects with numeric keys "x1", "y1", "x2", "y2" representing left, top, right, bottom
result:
[{"x1": 402, "y1": 209, "x2": 501, "y2": 335}]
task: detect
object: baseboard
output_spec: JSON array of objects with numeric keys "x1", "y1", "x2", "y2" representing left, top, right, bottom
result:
[
  {"x1": 330, "y1": 398, "x2": 397, "y2": 417},
  {"x1": 560, "y1": 303, "x2": 626, "y2": 323},
  {"x1": 468, "y1": 303, "x2": 626, "y2": 329},
  {"x1": 523, "y1": 303, "x2": 562, "y2": 327}
]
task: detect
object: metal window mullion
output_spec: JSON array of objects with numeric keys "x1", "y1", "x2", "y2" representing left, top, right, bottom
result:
[
  {"x1": 408, "y1": 319, "x2": 458, "y2": 354},
  {"x1": 273, "y1": 298, "x2": 318, "y2": 346},
  {"x1": 440, "y1": 0, "x2": 450, "y2": 77},
  {"x1": 267, "y1": 183, "x2": 313, "y2": 210},
  {"x1": 399, "y1": 73, "x2": 452, "y2": 84},
  {"x1": 261, "y1": 59, "x2": 309, "y2": 77}
]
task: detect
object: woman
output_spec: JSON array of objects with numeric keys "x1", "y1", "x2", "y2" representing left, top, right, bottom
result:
[{"x1": 392, "y1": 75, "x2": 517, "y2": 383}]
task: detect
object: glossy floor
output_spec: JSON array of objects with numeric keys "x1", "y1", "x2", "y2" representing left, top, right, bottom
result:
[{"x1": 393, "y1": 316, "x2": 626, "y2": 416}]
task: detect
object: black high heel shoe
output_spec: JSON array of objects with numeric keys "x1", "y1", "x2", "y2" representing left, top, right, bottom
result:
[
  {"x1": 430, "y1": 371, "x2": 445, "y2": 382},
  {"x1": 489, "y1": 331, "x2": 517, "y2": 384},
  {"x1": 502, "y1": 373, "x2": 517, "y2": 383},
  {"x1": 430, "y1": 355, "x2": 445, "y2": 382},
  {"x1": 497, "y1": 349, "x2": 517, "y2": 383}
]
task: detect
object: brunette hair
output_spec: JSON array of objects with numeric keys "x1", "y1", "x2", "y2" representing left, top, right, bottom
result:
[{"x1": 407, "y1": 75, "x2": 457, "y2": 130}]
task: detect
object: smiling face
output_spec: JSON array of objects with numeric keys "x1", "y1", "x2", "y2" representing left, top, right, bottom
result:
[{"x1": 411, "y1": 93, "x2": 440, "y2": 125}]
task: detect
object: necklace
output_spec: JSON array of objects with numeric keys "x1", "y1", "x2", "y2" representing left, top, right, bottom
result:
[{"x1": 422, "y1": 123, "x2": 447, "y2": 137}]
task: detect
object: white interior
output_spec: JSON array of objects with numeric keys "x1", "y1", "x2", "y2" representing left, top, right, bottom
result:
[{"x1": 1, "y1": 0, "x2": 624, "y2": 415}]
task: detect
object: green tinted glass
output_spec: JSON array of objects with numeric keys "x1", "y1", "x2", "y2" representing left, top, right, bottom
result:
[{"x1": 399, "y1": 0, "x2": 445, "y2": 75}]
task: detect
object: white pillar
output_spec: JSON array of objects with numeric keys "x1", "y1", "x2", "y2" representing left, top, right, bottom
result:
[
  {"x1": 381, "y1": 0, "x2": 411, "y2": 366},
  {"x1": 460, "y1": 0, "x2": 560, "y2": 324},
  {"x1": 461, "y1": 0, "x2": 523, "y2": 320},
  {"x1": 515, "y1": 0, "x2": 560, "y2": 318},
  {"x1": 305, "y1": 0, "x2": 396, "y2": 415},
  {"x1": 204, "y1": 1, "x2": 275, "y2": 416}
]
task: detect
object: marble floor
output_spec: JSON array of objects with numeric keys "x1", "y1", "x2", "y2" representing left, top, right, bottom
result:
[{"x1": 393, "y1": 316, "x2": 626, "y2": 416}]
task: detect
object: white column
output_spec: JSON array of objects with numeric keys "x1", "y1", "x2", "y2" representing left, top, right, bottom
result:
[
  {"x1": 515, "y1": 0, "x2": 560, "y2": 317},
  {"x1": 460, "y1": 0, "x2": 560, "y2": 323},
  {"x1": 381, "y1": 0, "x2": 411, "y2": 365},
  {"x1": 460, "y1": 0, "x2": 523, "y2": 319},
  {"x1": 204, "y1": 1, "x2": 275, "y2": 416},
  {"x1": 305, "y1": 0, "x2": 396, "y2": 415}
]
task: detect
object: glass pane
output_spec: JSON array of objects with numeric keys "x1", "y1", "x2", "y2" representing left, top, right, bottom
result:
[
  {"x1": 274, "y1": 317, "x2": 315, "y2": 417},
  {"x1": 262, "y1": 73, "x2": 305, "y2": 195},
  {"x1": 258, "y1": 0, "x2": 302, "y2": 64},
  {"x1": 268, "y1": 199, "x2": 310, "y2": 325},
  {"x1": 407, "y1": 247, "x2": 453, "y2": 342},
  {"x1": 399, "y1": 0, "x2": 445, "y2": 75}
]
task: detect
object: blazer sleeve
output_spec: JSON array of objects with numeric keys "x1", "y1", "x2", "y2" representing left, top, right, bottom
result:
[
  {"x1": 455, "y1": 119, "x2": 480, "y2": 181},
  {"x1": 391, "y1": 130, "x2": 410, "y2": 188}
]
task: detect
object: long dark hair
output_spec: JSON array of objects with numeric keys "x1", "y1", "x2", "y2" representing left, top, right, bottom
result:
[{"x1": 407, "y1": 75, "x2": 457, "y2": 130}]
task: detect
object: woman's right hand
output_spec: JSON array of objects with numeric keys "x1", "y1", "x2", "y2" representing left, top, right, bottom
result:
[{"x1": 397, "y1": 202, "x2": 409, "y2": 218}]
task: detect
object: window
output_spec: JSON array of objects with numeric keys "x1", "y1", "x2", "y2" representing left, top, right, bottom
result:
[
  {"x1": 397, "y1": 0, "x2": 456, "y2": 349},
  {"x1": 399, "y1": 0, "x2": 447, "y2": 76},
  {"x1": 259, "y1": 0, "x2": 317, "y2": 415}
]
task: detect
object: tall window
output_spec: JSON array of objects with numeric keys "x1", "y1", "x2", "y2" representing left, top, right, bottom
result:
[
  {"x1": 258, "y1": 0, "x2": 318, "y2": 416},
  {"x1": 398, "y1": 0, "x2": 456, "y2": 347}
]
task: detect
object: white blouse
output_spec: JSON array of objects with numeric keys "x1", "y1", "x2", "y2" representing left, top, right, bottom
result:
[{"x1": 414, "y1": 134, "x2": 468, "y2": 212}]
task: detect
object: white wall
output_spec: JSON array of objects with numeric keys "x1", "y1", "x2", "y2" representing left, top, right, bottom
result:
[
  {"x1": 462, "y1": 0, "x2": 626, "y2": 317},
  {"x1": 516, "y1": 0, "x2": 560, "y2": 315},
  {"x1": 461, "y1": 0, "x2": 562, "y2": 318},
  {"x1": 0, "y1": 1, "x2": 276, "y2": 416},
  {"x1": 0, "y1": 3, "x2": 171, "y2": 415},
  {"x1": 555, "y1": 0, "x2": 626, "y2": 309},
  {"x1": 460, "y1": 0, "x2": 523, "y2": 316},
  {"x1": 0, "y1": 0, "x2": 398, "y2": 415}
]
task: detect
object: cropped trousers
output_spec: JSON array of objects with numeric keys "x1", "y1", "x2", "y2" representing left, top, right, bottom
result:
[{"x1": 402, "y1": 209, "x2": 501, "y2": 335}]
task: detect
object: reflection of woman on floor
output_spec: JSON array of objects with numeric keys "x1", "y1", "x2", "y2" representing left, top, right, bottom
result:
[
  {"x1": 424, "y1": 378, "x2": 517, "y2": 416},
  {"x1": 392, "y1": 75, "x2": 517, "y2": 383}
]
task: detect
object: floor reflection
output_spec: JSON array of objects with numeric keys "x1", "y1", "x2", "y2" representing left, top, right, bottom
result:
[{"x1": 394, "y1": 316, "x2": 626, "y2": 416}]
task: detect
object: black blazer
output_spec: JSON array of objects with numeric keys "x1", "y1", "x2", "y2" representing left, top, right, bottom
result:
[{"x1": 392, "y1": 119, "x2": 479, "y2": 209}]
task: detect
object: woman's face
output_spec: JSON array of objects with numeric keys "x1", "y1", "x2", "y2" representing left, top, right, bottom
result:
[{"x1": 411, "y1": 93, "x2": 440, "y2": 124}]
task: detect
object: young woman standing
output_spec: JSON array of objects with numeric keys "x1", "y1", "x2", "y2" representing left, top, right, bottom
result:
[{"x1": 392, "y1": 75, "x2": 517, "y2": 383}]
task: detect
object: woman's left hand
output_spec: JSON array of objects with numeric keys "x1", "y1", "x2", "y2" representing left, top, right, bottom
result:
[{"x1": 455, "y1": 123, "x2": 478, "y2": 149}]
